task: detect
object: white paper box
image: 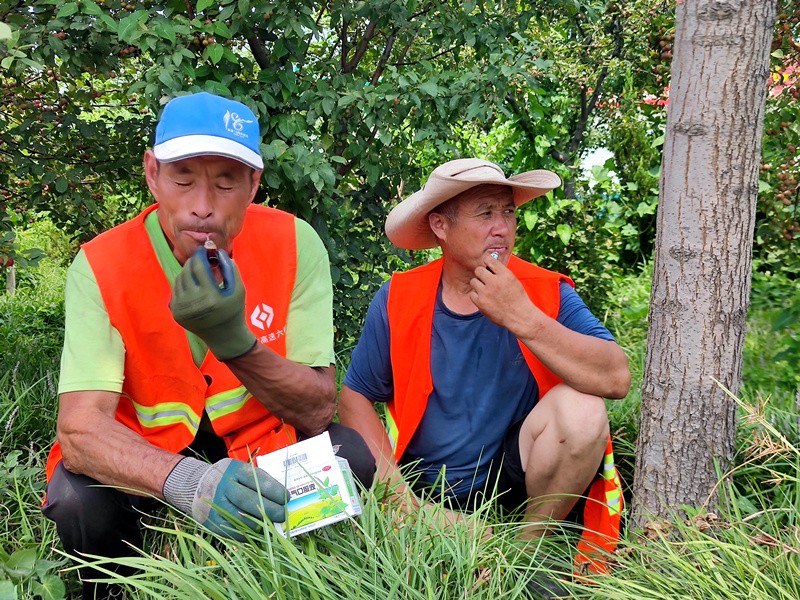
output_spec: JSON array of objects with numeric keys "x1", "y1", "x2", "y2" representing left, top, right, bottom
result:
[{"x1": 256, "y1": 431, "x2": 361, "y2": 537}]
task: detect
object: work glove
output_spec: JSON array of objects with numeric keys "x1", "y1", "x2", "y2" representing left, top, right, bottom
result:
[
  {"x1": 163, "y1": 456, "x2": 287, "y2": 541},
  {"x1": 169, "y1": 246, "x2": 257, "y2": 360}
]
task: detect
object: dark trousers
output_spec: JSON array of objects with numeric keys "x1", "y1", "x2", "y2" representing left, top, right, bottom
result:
[{"x1": 42, "y1": 423, "x2": 376, "y2": 599}]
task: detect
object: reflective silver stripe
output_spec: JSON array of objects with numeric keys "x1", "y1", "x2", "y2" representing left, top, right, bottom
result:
[
  {"x1": 136, "y1": 408, "x2": 199, "y2": 426},
  {"x1": 206, "y1": 390, "x2": 250, "y2": 418}
]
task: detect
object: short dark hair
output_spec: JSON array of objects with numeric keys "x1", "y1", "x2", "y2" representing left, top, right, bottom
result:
[{"x1": 431, "y1": 196, "x2": 460, "y2": 223}]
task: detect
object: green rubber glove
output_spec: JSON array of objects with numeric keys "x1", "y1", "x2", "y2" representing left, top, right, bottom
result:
[
  {"x1": 163, "y1": 457, "x2": 287, "y2": 542},
  {"x1": 169, "y1": 246, "x2": 257, "y2": 360}
]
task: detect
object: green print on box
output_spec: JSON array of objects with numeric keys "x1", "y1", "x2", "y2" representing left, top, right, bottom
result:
[{"x1": 256, "y1": 432, "x2": 362, "y2": 537}]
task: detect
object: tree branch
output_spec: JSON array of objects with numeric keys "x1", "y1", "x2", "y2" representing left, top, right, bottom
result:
[
  {"x1": 370, "y1": 31, "x2": 398, "y2": 86},
  {"x1": 247, "y1": 35, "x2": 272, "y2": 70},
  {"x1": 343, "y1": 20, "x2": 378, "y2": 73}
]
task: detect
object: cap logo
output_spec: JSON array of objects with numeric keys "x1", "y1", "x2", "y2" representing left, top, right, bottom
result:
[{"x1": 223, "y1": 110, "x2": 253, "y2": 139}]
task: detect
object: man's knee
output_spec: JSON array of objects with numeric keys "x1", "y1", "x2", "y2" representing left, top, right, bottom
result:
[
  {"x1": 539, "y1": 384, "x2": 609, "y2": 451},
  {"x1": 42, "y1": 462, "x2": 144, "y2": 555},
  {"x1": 326, "y1": 422, "x2": 377, "y2": 488}
]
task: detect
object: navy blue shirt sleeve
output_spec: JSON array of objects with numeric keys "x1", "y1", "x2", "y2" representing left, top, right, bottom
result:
[
  {"x1": 556, "y1": 281, "x2": 615, "y2": 341},
  {"x1": 343, "y1": 281, "x2": 395, "y2": 402}
]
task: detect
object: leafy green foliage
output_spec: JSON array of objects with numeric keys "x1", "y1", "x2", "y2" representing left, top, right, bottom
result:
[
  {"x1": 0, "y1": 450, "x2": 67, "y2": 600},
  {"x1": 0, "y1": 0, "x2": 578, "y2": 347},
  {"x1": 0, "y1": 220, "x2": 68, "y2": 383},
  {"x1": 743, "y1": 271, "x2": 800, "y2": 402},
  {"x1": 755, "y1": 2, "x2": 800, "y2": 280}
]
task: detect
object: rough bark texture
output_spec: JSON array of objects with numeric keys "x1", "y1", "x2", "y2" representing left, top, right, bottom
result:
[{"x1": 631, "y1": 0, "x2": 777, "y2": 529}]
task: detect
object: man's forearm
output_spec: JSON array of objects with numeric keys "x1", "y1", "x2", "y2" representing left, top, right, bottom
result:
[
  {"x1": 224, "y1": 343, "x2": 336, "y2": 435},
  {"x1": 58, "y1": 392, "x2": 182, "y2": 497},
  {"x1": 518, "y1": 315, "x2": 631, "y2": 399}
]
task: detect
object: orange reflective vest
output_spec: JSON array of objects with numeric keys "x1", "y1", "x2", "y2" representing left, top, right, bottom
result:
[
  {"x1": 46, "y1": 203, "x2": 299, "y2": 481},
  {"x1": 386, "y1": 256, "x2": 622, "y2": 573}
]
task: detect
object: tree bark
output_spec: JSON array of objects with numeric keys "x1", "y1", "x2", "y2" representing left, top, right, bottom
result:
[{"x1": 632, "y1": 0, "x2": 777, "y2": 529}]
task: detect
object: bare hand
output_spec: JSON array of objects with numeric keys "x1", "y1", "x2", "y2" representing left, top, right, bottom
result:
[{"x1": 469, "y1": 256, "x2": 540, "y2": 339}]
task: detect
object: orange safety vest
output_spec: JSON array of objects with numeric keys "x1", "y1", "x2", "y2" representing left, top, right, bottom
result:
[
  {"x1": 386, "y1": 256, "x2": 622, "y2": 574},
  {"x1": 46, "y1": 203, "x2": 299, "y2": 481}
]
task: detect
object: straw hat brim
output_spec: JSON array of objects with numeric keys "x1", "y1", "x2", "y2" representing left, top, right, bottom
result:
[{"x1": 385, "y1": 167, "x2": 561, "y2": 250}]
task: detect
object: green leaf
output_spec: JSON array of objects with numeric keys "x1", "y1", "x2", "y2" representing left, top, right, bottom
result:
[
  {"x1": 213, "y1": 22, "x2": 232, "y2": 39},
  {"x1": 523, "y1": 211, "x2": 539, "y2": 231},
  {"x1": 153, "y1": 21, "x2": 176, "y2": 43},
  {"x1": 0, "y1": 22, "x2": 12, "y2": 41},
  {"x1": 206, "y1": 43, "x2": 224, "y2": 65},
  {"x1": 56, "y1": 3, "x2": 79, "y2": 18},
  {"x1": 338, "y1": 93, "x2": 360, "y2": 108},
  {"x1": 118, "y1": 15, "x2": 142, "y2": 42},
  {"x1": 555, "y1": 223, "x2": 571, "y2": 245},
  {"x1": 55, "y1": 177, "x2": 68, "y2": 194},
  {"x1": 635, "y1": 201, "x2": 656, "y2": 217},
  {"x1": 196, "y1": 0, "x2": 216, "y2": 12},
  {"x1": 0, "y1": 579, "x2": 17, "y2": 600},
  {"x1": 80, "y1": 0, "x2": 103, "y2": 16},
  {"x1": 157, "y1": 69, "x2": 176, "y2": 87},
  {"x1": 262, "y1": 139, "x2": 288, "y2": 160},
  {"x1": 418, "y1": 80, "x2": 440, "y2": 96},
  {"x1": 20, "y1": 57, "x2": 45, "y2": 71},
  {"x1": 4, "y1": 548, "x2": 36, "y2": 579},
  {"x1": 99, "y1": 13, "x2": 117, "y2": 30},
  {"x1": 31, "y1": 575, "x2": 65, "y2": 600}
]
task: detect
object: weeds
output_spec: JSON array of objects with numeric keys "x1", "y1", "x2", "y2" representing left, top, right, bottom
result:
[{"x1": 3, "y1": 264, "x2": 800, "y2": 599}]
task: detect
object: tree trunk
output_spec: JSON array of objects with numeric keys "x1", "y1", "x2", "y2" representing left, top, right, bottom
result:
[{"x1": 631, "y1": 0, "x2": 777, "y2": 528}]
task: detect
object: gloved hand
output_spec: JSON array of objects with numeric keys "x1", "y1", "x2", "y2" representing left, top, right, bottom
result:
[
  {"x1": 163, "y1": 456, "x2": 287, "y2": 541},
  {"x1": 169, "y1": 247, "x2": 257, "y2": 360}
]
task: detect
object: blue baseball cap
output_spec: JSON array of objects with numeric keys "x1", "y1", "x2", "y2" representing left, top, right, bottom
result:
[{"x1": 153, "y1": 92, "x2": 264, "y2": 170}]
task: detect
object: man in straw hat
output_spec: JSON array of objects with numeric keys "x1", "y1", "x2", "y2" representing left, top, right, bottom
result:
[
  {"x1": 42, "y1": 91, "x2": 375, "y2": 599},
  {"x1": 339, "y1": 158, "x2": 630, "y2": 570}
]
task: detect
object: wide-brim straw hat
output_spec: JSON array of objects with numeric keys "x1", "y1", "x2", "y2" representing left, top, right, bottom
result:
[{"x1": 385, "y1": 158, "x2": 561, "y2": 250}]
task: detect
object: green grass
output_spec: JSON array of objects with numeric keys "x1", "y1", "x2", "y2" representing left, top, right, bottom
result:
[
  {"x1": 63, "y1": 495, "x2": 580, "y2": 599},
  {"x1": 3, "y1": 259, "x2": 800, "y2": 599}
]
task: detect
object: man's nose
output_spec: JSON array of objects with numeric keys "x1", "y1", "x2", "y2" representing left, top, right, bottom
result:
[
  {"x1": 490, "y1": 212, "x2": 512, "y2": 235},
  {"x1": 190, "y1": 185, "x2": 214, "y2": 219}
]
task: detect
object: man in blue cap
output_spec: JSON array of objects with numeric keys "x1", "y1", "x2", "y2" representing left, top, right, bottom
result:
[{"x1": 42, "y1": 91, "x2": 375, "y2": 599}]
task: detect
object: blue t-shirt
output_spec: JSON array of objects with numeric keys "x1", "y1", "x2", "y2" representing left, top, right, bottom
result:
[{"x1": 344, "y1": 280, "x2": 614, "y2": 497}]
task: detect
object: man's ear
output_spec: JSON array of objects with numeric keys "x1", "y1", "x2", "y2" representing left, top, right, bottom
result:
[
  {"x1": 429, "y1": 212, "x2": 447, "y2": 243},
  {"x1": 249, "y1": 169, "x2": 262, "y2": 202},
  {"x1": 143, "y1": 150, "x2": 159, "y2": 197}
]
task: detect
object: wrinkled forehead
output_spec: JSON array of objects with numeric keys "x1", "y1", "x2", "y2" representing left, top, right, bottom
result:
[{"x1": 451, "y1": 183, "x2": 514, "y2": 209}]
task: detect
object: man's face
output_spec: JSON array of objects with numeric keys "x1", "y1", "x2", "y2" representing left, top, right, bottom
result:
[
  {"x1": 144, "y1": 152, "x2": 261, "y2": 265},
  {"x1": 431, "y1": 184, "x2": 516, "y2": 269}
]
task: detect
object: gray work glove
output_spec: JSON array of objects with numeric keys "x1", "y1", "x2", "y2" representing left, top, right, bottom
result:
[
  {"x1": 169, "y1": 247, "x2": 257, "y2": 361},
  {"x1": 163, "y1": 457, "x2": 287, "y2": 541}
]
